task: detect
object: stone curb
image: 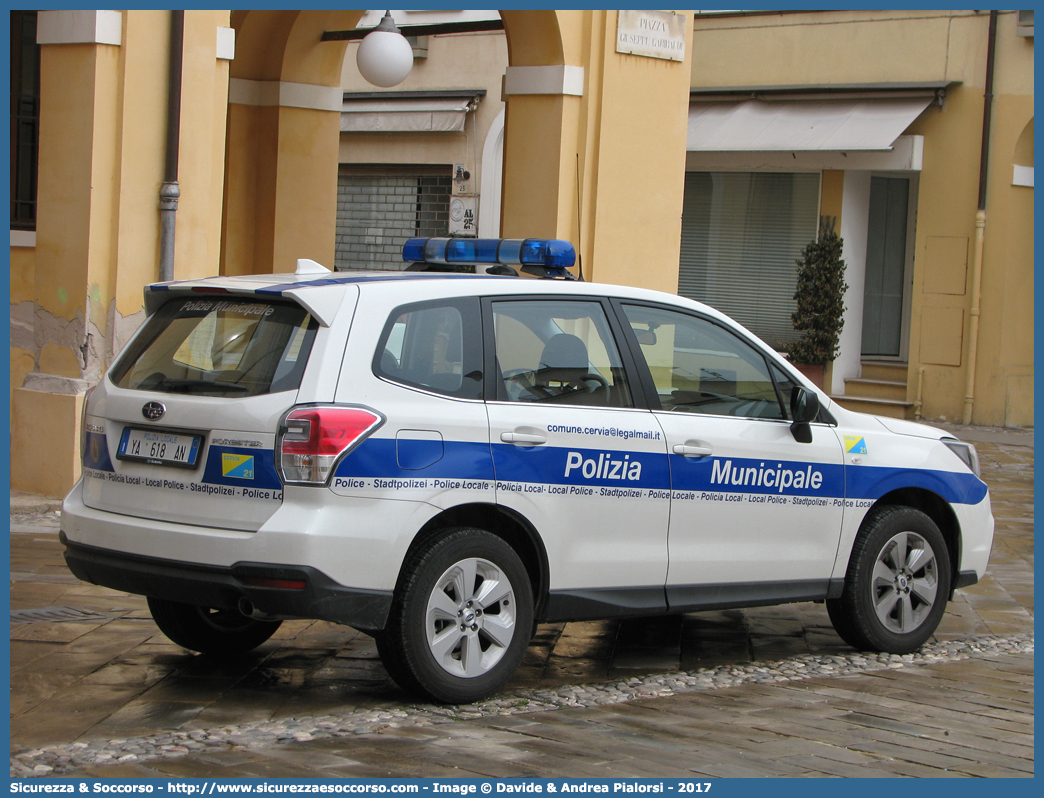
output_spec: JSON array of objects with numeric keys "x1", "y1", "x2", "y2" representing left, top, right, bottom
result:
[
  {"x1": 10, "y1": 633, "x2": 1033, "y2": 777},
  {"x1": 10, "y1": 491, "x2": 63, "y2": 515}
]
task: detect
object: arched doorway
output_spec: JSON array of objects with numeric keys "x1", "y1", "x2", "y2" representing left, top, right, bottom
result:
[
  {"x1": 478, "y1": 108, "x2": 504, "y2": 238},
  {"x1": 221, "y1": 10, "x2": 363, "y2": 275},
  {"x1": 220, "y1": 10, "x2": 693, "y2": 289},
  {"x1": 220, "y1": 9, "x2": 575, "y2": 275}
]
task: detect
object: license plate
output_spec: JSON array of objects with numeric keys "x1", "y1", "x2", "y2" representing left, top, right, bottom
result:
[{"x1": 117, "y1": 427, "x2": 202, "y2": 468}]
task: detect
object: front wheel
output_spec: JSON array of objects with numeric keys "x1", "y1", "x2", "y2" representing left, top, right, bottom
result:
[
  {"x1": 379, "y1": 528, "x2": 533, "y2": 704},
  {"x1": 827, "y1": 506, "x2": 951, "y2": 654},
  {"x1": 147, "y1": 597, "x2": 281, "y2": 656}
]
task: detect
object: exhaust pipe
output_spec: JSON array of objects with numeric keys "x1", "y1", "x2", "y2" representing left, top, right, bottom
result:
[{"x1": 238, "y1": 597, "x2": 275, "y2": 620}]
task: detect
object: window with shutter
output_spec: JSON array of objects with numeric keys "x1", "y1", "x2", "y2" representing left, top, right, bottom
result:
[{"x1": 678, "y1": 172, "x2": 820, "y2": 347}]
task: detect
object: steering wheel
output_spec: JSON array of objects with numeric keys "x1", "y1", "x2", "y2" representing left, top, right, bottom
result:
[
  {"x1": 569, "y1": 373, "x2": 610, "y2": 393},
  {"x1": 539, "y1": 372, "x2": 610, "y2": 397},
  {"x1": 503, "y1": 369, "x2": 555, "y2": 400}
]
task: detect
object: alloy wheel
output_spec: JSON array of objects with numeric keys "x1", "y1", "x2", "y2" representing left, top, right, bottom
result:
[{"x1": 425, "y1": 557, "x2": 517, "y2": 678}]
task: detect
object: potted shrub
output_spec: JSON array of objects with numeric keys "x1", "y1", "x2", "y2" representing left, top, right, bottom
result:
[{"x1": 784, "y1": 216, "x2": 848, "y2": 389}]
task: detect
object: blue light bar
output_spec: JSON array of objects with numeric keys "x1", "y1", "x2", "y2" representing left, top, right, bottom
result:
[
  {"x1": 403, "y1": 238, "x2": 576, "y2": 271},
  {"x1": 401, "y1": 239, "x2": 426, "y2": 262}
]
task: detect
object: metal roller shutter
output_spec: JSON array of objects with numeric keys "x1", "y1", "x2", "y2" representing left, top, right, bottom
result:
[
  {"x1": 335, "y1": 165, "x2": 452, "y2": 271},
  {"x1": 678, "y1": 171, "x2": 820, "y2": 347}
]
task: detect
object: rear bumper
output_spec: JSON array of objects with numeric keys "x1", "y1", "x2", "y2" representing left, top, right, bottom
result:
[
  {"x1": 61, "y1": 479, "x2": 434, "y2": 592},
  {"x1": 61, "y1": 532, "x2": 392, "y2": 632}
]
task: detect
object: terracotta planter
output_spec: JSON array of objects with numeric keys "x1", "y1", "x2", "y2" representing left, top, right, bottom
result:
[{"x1": 793, "y1": 363, "x2": 825, "y2": 390}]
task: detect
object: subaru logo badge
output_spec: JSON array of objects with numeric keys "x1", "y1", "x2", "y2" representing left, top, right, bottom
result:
[{"x1": 142, "y1": 401, "x2": 165, "y2": 421}]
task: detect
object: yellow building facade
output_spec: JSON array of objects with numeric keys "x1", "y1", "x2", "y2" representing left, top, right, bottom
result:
[
  {"x1": 8, "y1": 9, "x2": 1032, "y2": 497},
  {"x1": 685, "y1": 9, "x2": 1033, "y2": 429}
]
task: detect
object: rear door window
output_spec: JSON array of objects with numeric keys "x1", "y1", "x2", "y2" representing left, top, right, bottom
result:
[
  {"x1": 373, "y1": 298, "x2": 483, "y2": 400},
  {"x1": 110, "y1": 296, "x2": 317, "y2": 397}
]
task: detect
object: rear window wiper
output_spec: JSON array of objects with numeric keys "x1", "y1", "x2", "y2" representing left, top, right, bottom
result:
[{"x1": 145, "y1": 378, "x2": 250, "y2": 394}]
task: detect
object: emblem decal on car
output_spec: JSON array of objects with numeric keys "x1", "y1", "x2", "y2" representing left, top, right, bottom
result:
[
  {"x1": 844, "y1": 435, "x2": 868, "y2": 455},
  {"x1": 221, "y1": 453, "x2": 255, "y2": 480},
  {"x1": 141, "y1": 401, "x2": 165, "y2": 421}
]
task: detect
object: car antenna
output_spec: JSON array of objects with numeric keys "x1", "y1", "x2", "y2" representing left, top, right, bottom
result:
[{"x1": 575, "y1": 152, "x2": 584, "y2": 281}]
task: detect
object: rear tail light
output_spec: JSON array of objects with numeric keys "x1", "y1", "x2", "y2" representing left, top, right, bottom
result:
[
  {"x1": 277, "y1": 405, "x2": 383, "y2": 486},
  {"x1": 79, "y1": 384, "x2": 98, "y2": 465}
]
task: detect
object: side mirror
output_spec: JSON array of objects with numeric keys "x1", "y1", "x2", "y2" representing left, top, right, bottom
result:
[{"x1": 790, "y1": 386, "x2": 820, "y2": 443}]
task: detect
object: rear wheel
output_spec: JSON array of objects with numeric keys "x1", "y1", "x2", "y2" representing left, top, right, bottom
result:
[
  {"x1": 147, "y1": 597, "x2": 281, "y2": 656},
  {"x1": 827, "y1": 506, "x2": 950, "y2": 654},
  {"x1": 379, "y1": 528, "x2": 533, "y2": 704}
]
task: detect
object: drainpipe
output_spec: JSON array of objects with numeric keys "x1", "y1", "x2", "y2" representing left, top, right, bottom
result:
[
  {"x1": 962, "y1": 10, "x2": 997, "y2": 426},
  {"x1": 914, "y1": 366, "x2": 925, "y2": 420},
  {"x1": 159, "y1": 10, "x2": 184, "y2": 282}
]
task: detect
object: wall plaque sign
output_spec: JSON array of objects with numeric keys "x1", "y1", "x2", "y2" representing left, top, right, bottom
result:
[
  {"x1": 449, "y1": 196, "x2": 478, "y2": 237},
  {"x1": 617, "y1": 10, "x2": 686, "y2": 62}
]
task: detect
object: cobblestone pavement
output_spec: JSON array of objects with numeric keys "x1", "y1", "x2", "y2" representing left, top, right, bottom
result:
[{"x1": 9, "y1": 429, "x2": 1034, "y2": 778}]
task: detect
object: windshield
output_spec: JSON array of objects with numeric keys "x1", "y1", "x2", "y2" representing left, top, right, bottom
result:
[{"x1": 110, "y1": 296, "x2": 318, "y2": 398}]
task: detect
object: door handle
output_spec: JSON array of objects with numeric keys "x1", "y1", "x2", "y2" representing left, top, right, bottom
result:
[
  {"x1": 673, "y1": 443, "x2": 713, "y2": 457},
  {"x1": 501, "y1": 431, "x2": 547, "y2": 445}
]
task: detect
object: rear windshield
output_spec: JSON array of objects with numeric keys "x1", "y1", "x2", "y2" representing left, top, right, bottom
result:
[{"x1": 110, "y1": 296, "x2": 318, "y2": 398}]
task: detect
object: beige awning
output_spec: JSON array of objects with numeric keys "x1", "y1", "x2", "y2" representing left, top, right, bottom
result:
[
  {"x1": 687, "y1": 97, "x2": 934, "y2": 152},
  {"x1": 341, "y1": 96, "x2": 475, "y2": 133}
]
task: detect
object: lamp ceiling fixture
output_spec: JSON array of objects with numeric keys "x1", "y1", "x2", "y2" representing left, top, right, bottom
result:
[{"x1": 356, "y1": 11, "x2": 414, "y2": 88}]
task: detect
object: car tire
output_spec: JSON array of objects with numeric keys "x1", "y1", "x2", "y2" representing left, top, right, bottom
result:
[
  {"x1": 147, "y1": 597, "x2": 281, "y2": 656},
  {"x1": 379, "y1": 527, "x2": 533, "y2": 704},
  {"x1": 827, "y1": 506, "x2": 951, "y2": 654},
  {"x1": 373, "y1": 630, "x2": 425, "y2": 695}
]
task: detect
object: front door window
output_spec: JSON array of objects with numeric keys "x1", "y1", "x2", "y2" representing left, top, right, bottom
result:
[{"x1": 621, "y1": 303, "x2": 787, "y2": 420}]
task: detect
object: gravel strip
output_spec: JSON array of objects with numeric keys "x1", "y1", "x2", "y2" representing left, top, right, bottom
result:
[{"x1": 10, "y1": 632, "x2": 1032, "y2": 777}]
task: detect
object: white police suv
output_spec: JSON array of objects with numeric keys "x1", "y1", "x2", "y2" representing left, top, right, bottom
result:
[{"x1": 61, "y1": 238, "x2": 993, "y2": 704}]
